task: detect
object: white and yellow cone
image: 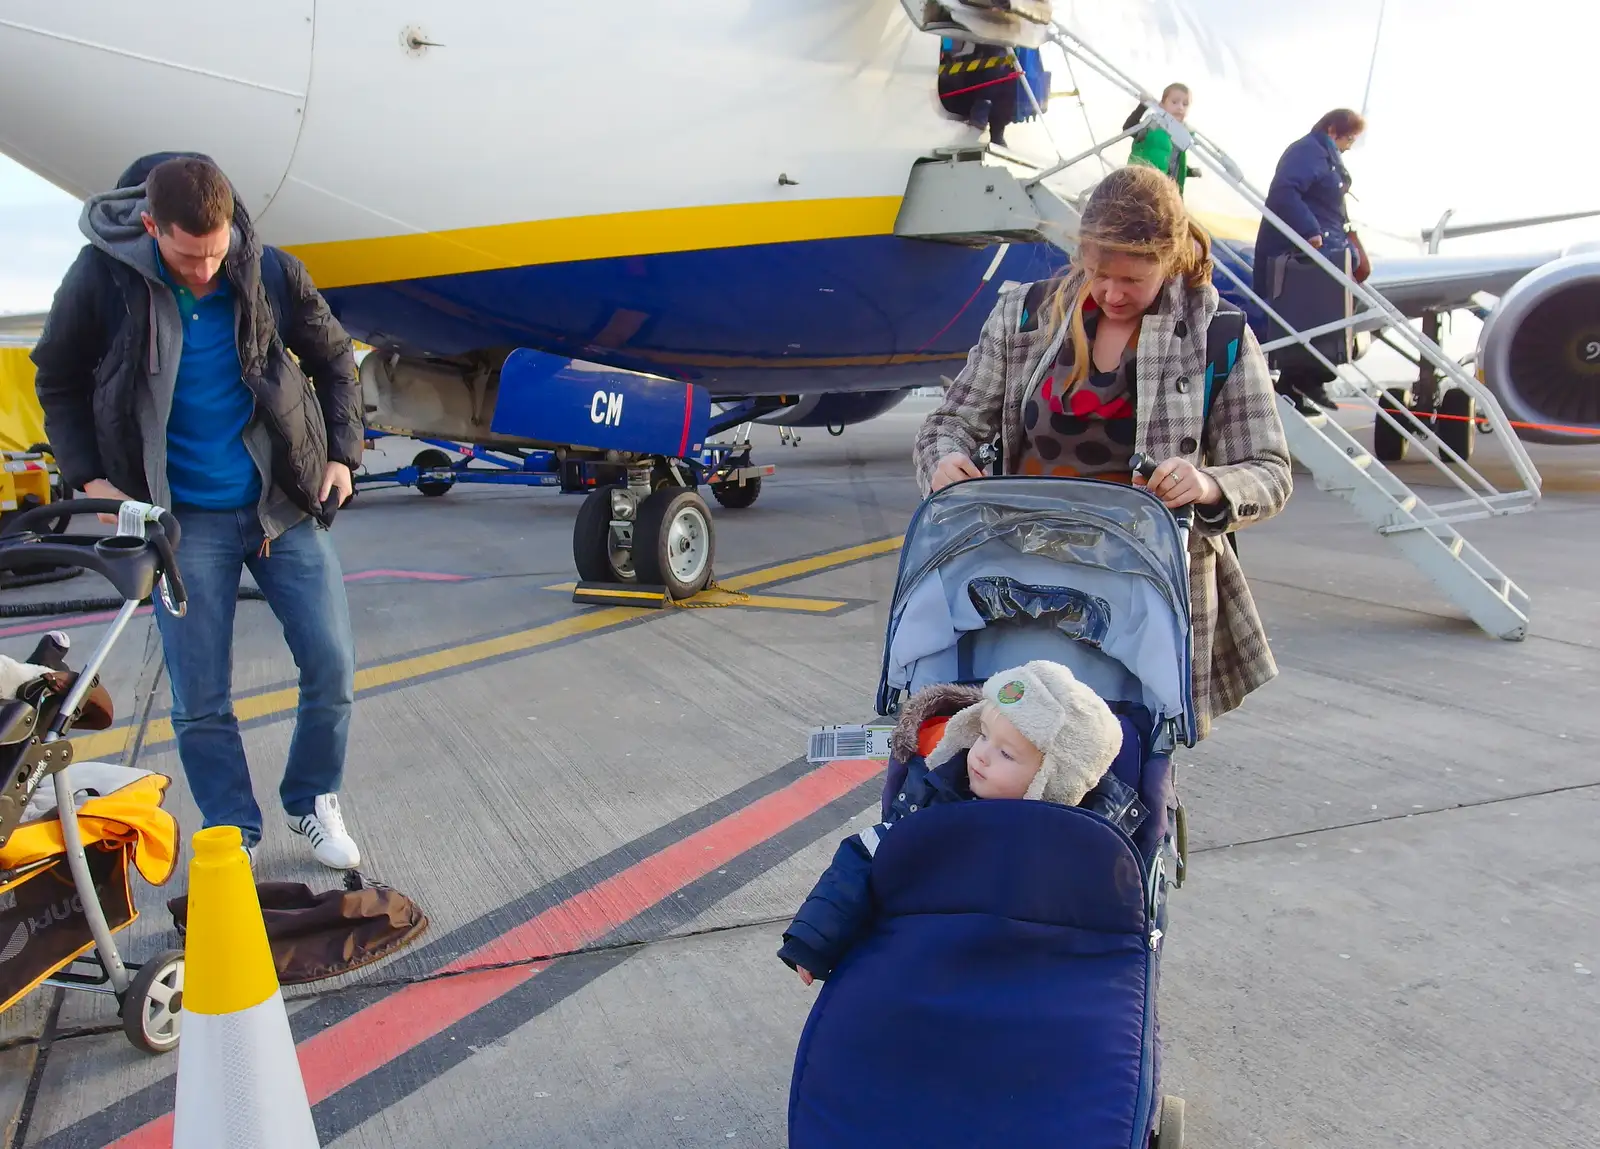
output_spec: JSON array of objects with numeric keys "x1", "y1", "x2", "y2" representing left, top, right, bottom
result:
[{"x1": 172, "y1": 826, "x2": 321, "y2": 1148}]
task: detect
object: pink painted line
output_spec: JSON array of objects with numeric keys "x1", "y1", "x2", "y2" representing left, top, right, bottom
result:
[
  {"x1": 0, "y1": 607, "x2": 141, "y2": 640},
  {"x1": 0, "y1": 570, "x2": 472, "y2": 639},
  {"x1": 343, "y1": 569, "x2": 469, "y2": 583}
]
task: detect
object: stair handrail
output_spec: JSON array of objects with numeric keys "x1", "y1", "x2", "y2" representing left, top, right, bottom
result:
[{"x1": 1044, "y1": 23, "x2": 1542, "y2": 503}]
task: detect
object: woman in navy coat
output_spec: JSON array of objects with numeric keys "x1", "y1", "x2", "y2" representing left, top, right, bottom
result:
[{"x1": 1252, "y1": 108, "x2": 1367, "y2": 413}]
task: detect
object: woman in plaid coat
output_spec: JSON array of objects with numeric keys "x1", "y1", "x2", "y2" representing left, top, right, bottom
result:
[{"x1": 914, "y1": 165, "x2": 1291, "y2": 738}]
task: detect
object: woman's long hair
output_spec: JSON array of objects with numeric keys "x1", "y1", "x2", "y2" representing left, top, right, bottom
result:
[{"x1": 1048, "y1": 164, "x2": 1213, "y2": 391}]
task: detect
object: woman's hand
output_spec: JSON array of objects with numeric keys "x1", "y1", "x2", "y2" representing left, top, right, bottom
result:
[
  {"x1": 796, "y1": 966, "x2": 815, "y2": 987},
  {"x1": 1307, "y1": 233, "x2": 1324, "y2": 249},
  {"x1": 930, "y1": 452, "x2": 984, "y2": 492},
  {"x1": 1134, "y1": 457, "x2": 1221, "y2": 509}
]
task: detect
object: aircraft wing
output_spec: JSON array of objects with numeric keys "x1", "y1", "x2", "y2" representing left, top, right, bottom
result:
[
  {"x1": 0, "y1": 311, "x2": 47, "y2": 344},
  {"x1": 1365, "y1": 251, "x2": 1560, "y2": 316}
]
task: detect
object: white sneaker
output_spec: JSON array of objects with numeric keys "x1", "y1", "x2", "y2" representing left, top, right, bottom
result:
[{"x1": 287, "y1": 794, "x2": 362, "y2": 870}]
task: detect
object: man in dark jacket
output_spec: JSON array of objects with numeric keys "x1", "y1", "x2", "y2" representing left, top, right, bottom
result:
[{"x1": 31, "y1": 153, "x2": 364, "y2": 869}]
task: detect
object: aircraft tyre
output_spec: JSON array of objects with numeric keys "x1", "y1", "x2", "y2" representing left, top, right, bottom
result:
[
  {"x1": 711, "y1": 476, "x2": 761, "y2": 509},
  {"x1": 634, "y1": 488, "x2": 715, "y2": 599},
  {"x1": 1435, "y1": 388, "x2": 1475, "y2": 463},
  {"x1": 413, "y1": 448, "x2": 456, "y2": 497},
  {"x1": 573, "y1": 488, "x2": 635, "y2": 583},
  {"x1": 1373, "y1": 388, "x2": 1411, "y2": 463}
]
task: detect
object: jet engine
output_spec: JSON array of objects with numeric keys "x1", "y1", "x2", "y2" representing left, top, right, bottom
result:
[{"x1": 1478, "y1": 252, "x2": 1600, "y2": 444}]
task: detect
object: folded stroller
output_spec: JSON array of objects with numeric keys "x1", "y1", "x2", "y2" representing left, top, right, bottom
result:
[
  {"x1": 789, "y1": 471, "x2": 1196, "y2": 1149},
  {"x1": 0, "y1": 499, "x2": 188, "y2": 1053}
]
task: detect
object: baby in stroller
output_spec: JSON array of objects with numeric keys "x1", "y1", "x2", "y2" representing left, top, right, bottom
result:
[{"x1": 779, "y1": 659, "x2": 1130, "y2": 984}]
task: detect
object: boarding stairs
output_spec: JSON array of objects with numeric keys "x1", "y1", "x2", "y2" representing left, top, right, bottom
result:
[
  {"x1": 893, "y1": 15, "x2": 1539, "y2": 641},
  {"x1": 901, "y1": 0, "x2": 1056, "y2": 49}
]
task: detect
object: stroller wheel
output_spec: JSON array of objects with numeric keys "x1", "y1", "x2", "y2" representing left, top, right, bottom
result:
[
  {"x1": 122, "y1": 949, "x2": 185, "y2": 1054},
  {"x1": 1153, "y1": 1095, "x2": 1185, "y2": 1148}
]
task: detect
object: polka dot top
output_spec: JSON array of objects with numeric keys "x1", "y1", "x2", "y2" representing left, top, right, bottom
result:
[{"x1": 1018, "y1": 312, "x2": 1138, "y2": 482}]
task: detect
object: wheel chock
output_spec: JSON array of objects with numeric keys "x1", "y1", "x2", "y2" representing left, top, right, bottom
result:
[{"x1": 572, "y1": 581, "x2": 671, "y2": 609}]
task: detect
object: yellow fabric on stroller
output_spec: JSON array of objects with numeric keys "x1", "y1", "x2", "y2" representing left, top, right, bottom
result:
[{"x1": 0, "y1": 765, "x2": 178, "y2": 1013}]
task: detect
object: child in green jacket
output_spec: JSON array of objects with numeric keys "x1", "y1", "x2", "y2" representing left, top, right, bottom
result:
[{"x1": 1125, "y1": 83, "x2": 1195, "y2": 196}]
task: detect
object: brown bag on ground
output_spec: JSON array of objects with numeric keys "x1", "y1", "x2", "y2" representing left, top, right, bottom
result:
[{"x1": 168, "y1": 873, "x2": 429, "y2": 985}]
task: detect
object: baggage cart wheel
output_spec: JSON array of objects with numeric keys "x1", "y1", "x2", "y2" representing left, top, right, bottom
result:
[
  {"x1": 122, "y1": 949, "x2": 185, "y2": 1054},
  {"x1": 711, "y1": 476, "x2": 761, "y2": 509},
  {"x1": 1373, "y1": 388, "x2": 1412, "y2": 463},
  {"x1": 573, "y1": 488, "x2": 635, "y2": 583},
  {"x1": 634, "y1": 488, "x2": 714, "y2": 599},
  {"x1": 413, "y1": 448, "x2": 455, "y2": 497},
  {"x1": 1435, "y1": 387, "x2": 1475, "y2": 463},
  {"x1": 1153, "y1": 1095, "x2": 1185, "y2": 1148}
]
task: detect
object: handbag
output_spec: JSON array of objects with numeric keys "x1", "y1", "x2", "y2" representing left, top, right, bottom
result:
[{"x1": 1347, "y1": 228, "x2": 1372, "y2": 284}]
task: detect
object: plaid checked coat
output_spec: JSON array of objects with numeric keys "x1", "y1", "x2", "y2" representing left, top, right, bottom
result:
[{"x1": 914, "y1": 274, "x2": 1292, "y2": 739}]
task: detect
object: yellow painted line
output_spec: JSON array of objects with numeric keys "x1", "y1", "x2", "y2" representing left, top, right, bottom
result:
[
  {"x1": 70, "y1": 607, "x2": 639, "y2": 760},
  {"x1": 71, "y1": 536, "x2": 902, "y2": 759},
  {"x1": 717, "y1": 536, "x2": 904, "y2": 592},
  {"x1": 287, "y1": 197, "x2": 904, "y2": 290},
  {"x1": 690, "y1": 591, "x2": 846, "y2": 613},
  {"x1": 545, "y1": 581, "x2": 848, "y2": 613}
]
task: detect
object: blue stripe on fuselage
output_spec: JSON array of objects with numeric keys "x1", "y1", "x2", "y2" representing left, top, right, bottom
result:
[{"x1": 324, "y1": 235, "x2": 1260, "y2": 397}]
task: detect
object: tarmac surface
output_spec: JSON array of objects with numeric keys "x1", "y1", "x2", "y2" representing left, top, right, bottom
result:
[{"x1": 3, "y1": 398, "x2": 1599, "y2": 1148}]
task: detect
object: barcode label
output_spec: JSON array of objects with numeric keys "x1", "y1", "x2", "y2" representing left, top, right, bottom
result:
[{"x1": 807, "y1": 725, "x2": 894, "y2": 764}]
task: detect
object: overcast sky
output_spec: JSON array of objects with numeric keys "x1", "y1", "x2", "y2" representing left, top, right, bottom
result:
[{"x1": 0, "y1": 0, "x2": 1593, "y2": 313}]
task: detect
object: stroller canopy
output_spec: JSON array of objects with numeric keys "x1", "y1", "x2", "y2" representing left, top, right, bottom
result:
[{"x1": 878, "y1": 478, "x2": 1195, "y2": 740}]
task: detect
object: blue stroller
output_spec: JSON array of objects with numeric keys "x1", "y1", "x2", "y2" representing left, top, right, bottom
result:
[{"x1": 789, "y1": 469, "x2": 1195, "y2": 1149}]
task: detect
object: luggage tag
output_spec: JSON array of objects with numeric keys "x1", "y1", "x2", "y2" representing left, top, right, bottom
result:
[{"x1": 806, "y1": 724, "x2": 895, "y2": 764}]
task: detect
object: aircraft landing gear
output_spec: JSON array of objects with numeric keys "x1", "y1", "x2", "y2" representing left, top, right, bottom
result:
[{"x1": 572, "y1": 459, "x2": 715, "y2": 599}]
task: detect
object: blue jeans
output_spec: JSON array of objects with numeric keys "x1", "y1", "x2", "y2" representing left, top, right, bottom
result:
[{"x1": 154, "y1": 509, "x2": 355, "y2": 847}]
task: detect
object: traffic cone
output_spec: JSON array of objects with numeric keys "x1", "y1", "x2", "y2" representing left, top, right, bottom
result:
[{"x1": 172, "y1": 826, "x2": 320, "y2": 1148}]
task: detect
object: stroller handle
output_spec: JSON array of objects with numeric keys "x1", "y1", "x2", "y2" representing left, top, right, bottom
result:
[
  {"x1": 1127, "y1": 454, "x2": 1194, "y2": 529},
  {"x1": 0, "y1": 499, "x2": 187, "y2": 611},
  {"x1": 0, "y1": 499, "x2": 181, "y2": 547}
]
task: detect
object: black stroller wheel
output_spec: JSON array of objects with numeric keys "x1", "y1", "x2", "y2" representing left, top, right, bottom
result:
[
  {"x1": 1153, "y1": 1095, "x2": 1185, "y2": 1148},
  {"x1": 122, "y1": 949, "x2": 185, "y2": 1054}
]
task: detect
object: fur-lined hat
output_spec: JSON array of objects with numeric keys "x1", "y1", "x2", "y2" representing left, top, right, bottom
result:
[{"x1": 928, "y1": 662, "x2": 1123, "y2": 806}]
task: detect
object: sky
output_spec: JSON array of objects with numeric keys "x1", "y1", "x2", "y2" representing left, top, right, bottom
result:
[{"x1": 0, "y1": 0, "x2": 1595, "y2": 314}]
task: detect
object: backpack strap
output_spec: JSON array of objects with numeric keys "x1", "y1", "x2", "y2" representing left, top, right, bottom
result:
[
  {"x1": 1203, "y1": 302, "x2": 1247, "y2": 422},
  {"x1": 1016, "y1": 280, "x2": 1055, "y2": 335},
  {"x1": 259, "y1": 246, "x2": 293, "y2": 338}
]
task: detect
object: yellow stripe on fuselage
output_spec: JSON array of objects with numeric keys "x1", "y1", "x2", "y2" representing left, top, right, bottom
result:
[
  {"x1": 287, "y1": 196, "x2": 905, "y2": 289},
  {"x1": 282, "y1": 195, "x2": 1259, "y2": 292}
]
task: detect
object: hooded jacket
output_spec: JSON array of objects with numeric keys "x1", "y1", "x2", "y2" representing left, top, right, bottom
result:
[
  {"x1": 778, "y1": 684, "x2": 1136, "y2": 980},
  {"x1": 30, "y1": 152, "x2": 362, "y2": 537}
]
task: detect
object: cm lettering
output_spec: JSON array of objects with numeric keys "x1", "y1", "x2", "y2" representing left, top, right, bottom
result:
[{"x1": 590, "y1": 390, "x2": 624, "y2": 427}]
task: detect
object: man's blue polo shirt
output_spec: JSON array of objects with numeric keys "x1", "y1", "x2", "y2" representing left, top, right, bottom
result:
[{"x1": 157, "y1": 246, "x2": 262, "y2": 510}]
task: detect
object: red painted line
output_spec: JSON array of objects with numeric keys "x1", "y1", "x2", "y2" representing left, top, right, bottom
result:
[
  {"x1": 678, "y1": 385, "x2": 694, "y2": 457},
  {"x1": 105, "y1": 757, "x2": 883, "y2": 1149}
]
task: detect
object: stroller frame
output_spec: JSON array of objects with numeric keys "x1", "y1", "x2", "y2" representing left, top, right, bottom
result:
[
  {"x1": 0, "y1": 498, "x2": 189, "y2": 1053},
  {"x1": 822, "y1": 456, "x2": 1202, "y2": 1148}
]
